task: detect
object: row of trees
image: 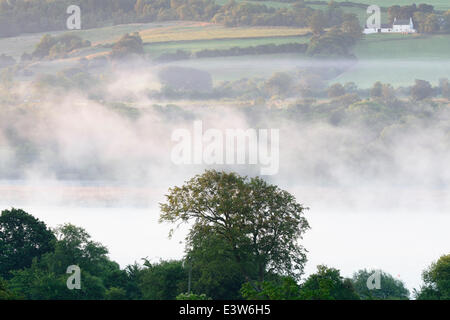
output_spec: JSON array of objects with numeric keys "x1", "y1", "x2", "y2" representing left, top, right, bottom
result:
[
  {"x1": 0, "y1": 0, "x2": 135, "y2": 37},
  {"x1": 0, "y1": 0, "x2": 360, "y2": 38},
  {"x1": 328, "y1": 79, "x2": 450, "y2": 103},
  {"x1": 387, "y1": 4, "x2": 450, "y2": 34},
  {"x1": 155, "y1": 10, "x2": 364, "y2": 62},
  {"x1": 2, "y1": 0, "x2": 449, "y2": 38},
  {"x1": 154, "y1": 58, "x2": 449, "y2": 103},
  {"x1": 156, "y1": 43, "x2": 309, "y2": 62},
  {"x1": 25, "y1": 33, "x2": 91, "y2": 61},
  {"x1": 1, "y1": 171, "x2": 449, "y2": 300}
]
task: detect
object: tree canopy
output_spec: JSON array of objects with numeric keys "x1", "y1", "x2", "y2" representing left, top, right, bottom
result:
[
  {"x1": 299, "y1": 265, "x2": 360, "y2": 300},
  {"x1": 415, "y1": 254, "x2": 450, "y2": 300},
  {"x1": 352, "y1": 269, "x2": 409, "y2": 300},
  {"x1": 160, "y1": 170, "x2": 310, "y2": 286},
  {"x1": 0, "y1": 208, "x2": 55, "y2": 279}
]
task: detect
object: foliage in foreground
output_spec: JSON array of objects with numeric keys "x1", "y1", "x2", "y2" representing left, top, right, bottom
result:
[
  {"x1": 415, "y1": 254, "x2": 450, "y2": 300},
  {"x1": 0, "y1": 175, "x2": 449, "y2": 300}
]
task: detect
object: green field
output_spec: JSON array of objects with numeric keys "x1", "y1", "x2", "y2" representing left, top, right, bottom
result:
[
  {"x1": 144, "y1": 35, "x2": 310, "y2": 57},
  {"x1": 2, "y1": 7, "x2": 449, "y2": 89},
  {"x1": 335, "y1": 34, "x2": 450, "y2": 87},
  {"x1": 161, "y1": 53, "x2": 314, "y2": 83},
  {"x1": 0, "y1": 22, "x2": 177, "y2": 60},
  {"x1": 160, "y1": 33, "x2": 450, "y2": 87},
  {"x1": 0, "y1": 21, "x2": 309, "y2": 60}
]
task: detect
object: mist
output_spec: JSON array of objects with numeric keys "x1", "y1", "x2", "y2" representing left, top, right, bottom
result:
[{"x1": 1, "y1": 60, "x2": 449, "y2": 292}]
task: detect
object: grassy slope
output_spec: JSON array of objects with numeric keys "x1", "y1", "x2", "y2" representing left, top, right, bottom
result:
[
  {"x1": 163, "y1": 53, "x2": 312, "y2": 83},
  {"x1": 0, "y1": 22, "x2": 173, "y2": 60},
  {"x1": 335, "y1": 34, "x2": 450, "y2": 87},
  {"x1": 169, "y1": 33, "x2": 450, "y2": 86}
]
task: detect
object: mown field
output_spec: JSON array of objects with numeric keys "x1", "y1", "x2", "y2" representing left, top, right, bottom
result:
[{"x1": 138, "y1": 23, "x2": 310, "y2": 43}]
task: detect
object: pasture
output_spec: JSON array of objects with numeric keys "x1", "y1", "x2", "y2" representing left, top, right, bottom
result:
[
  {"x1": 160, "y1": 32, "x2": 450, "y2": 88},
  {"x1": 2, "y1": 11, "x2": 448, "y2": 90},
  {"x1": 0, "y1": 21, "x2": 310, "y2": 60},
  {"x1": 335, "y1": 34, "x2": 450, "y2": 87},
  {"x1": 0, "y1": 22, "x2": 174, "y2": 60},
  {"x1": 144, "y1": 35, "x2": 310, "y2": 57},
  {"x1": 163, "y1": 53, "x2": 314, "y2": 83}
]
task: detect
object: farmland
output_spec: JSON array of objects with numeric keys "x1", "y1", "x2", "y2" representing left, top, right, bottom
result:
[
  {"x1": 0, "y1": 21, "x2": 310, "y2": 59},
  {"x1": 138, "y1": 23, "x2": 310, "y2": 43},
  {"x1": 153, "y1": 30, "x2": 450, "y2": 87},
  {"x1": 1, "y1": 1, "x2": 448, "y2": 88},
  {"x1": 336, "y1": 34, "x2": 450, "y2": 87},
  {"x1": 144, "y1": 35, "x2": 310, "y2": 57},
  {"x1": 163, "y1": 53, "x2": 313, "y2": 82}
]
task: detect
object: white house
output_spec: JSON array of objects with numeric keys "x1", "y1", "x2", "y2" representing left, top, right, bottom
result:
[
  {"x1": 364, "y1": 17, "x2": 416, "y2": 34},
  {"x1": 392, "y1": 17, "x2": 416, "y2": 33}
]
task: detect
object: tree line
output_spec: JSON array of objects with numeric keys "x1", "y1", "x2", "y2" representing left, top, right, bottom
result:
[
  {"x1": 1, "y1": 1, "x2": 449, "y2": 38},
  {"x1": 1, "y1": 170, "x2": 449, "y2": 300},
  {"x1": 0, "y1": 0, "x2": 361, "y2": 38},
  {"x1": 155, "y1": 43, "x2": 309, "y2": 62},
  {"x1": 387, "y1": 3, "x2": 450, "y2": 34}
]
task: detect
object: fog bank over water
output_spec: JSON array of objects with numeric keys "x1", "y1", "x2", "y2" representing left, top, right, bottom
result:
[
  {"x1": 1, "y1": 65, "x2": 449, "y2": 295},
  {"x1": 3, "y1": 201, "x2": 447, "y2": 293},
  {"x1": 165, "y1": 56, "x2": 450, "y2": 86},
  {"x1": 2, "y1": 93, "x2": 450, "y2": 191},
  {"x1": 1, "y1": 177, "x2": 449, "y2": 293}
]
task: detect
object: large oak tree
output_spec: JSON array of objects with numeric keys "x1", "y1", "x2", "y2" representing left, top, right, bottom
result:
[{"x1": 159, "y1": 170, "x2": 310, "y2": 286}]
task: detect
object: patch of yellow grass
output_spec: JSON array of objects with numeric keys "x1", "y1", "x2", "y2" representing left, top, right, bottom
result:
[{"x1": 139, "y1": 23, "x2": 310, "y2": 43}]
